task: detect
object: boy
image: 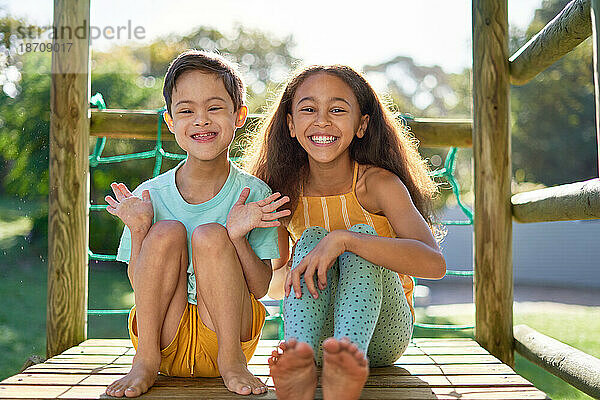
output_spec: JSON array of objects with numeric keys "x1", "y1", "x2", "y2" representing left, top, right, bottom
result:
[{"x1": 103, "y1": 50, "x2": 289, "y2": 397}]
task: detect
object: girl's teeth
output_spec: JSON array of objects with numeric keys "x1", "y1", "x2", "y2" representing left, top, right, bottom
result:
[{"x1": 311, "y1": 136, "x2": 336, "y2": 144}]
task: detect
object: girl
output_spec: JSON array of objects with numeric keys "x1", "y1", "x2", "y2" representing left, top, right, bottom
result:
[{"x1": 244, "y1": 65, "x2": 446, "y2": 400}]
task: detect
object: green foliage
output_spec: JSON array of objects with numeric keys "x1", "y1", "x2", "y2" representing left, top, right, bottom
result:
[{"x1": 510, "y1": 0, "x2": 598, "y2": 186}]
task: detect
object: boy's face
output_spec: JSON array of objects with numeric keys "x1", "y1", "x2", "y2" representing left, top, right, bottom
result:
[{"x1": 164, "y1": 70, "x2": 247, "y2": 163}]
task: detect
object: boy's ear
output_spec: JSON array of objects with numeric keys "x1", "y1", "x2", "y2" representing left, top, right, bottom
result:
[
  {"x1": 287, "y1": 114, "x2": 295, "y2": 138},
  {"x1": 163, "y1": 111, "x2": 175, "y2": 133},
  {"x1": 235, "y1": 105, "x2": 248, "y2": 128},
  {"x1": 356, "y1": 114, "x2": 369, "y2": 138}
]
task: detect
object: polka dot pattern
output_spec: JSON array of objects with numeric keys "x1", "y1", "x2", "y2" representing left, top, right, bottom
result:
[{"x1": 283, "y1": 224, "x2": 413, "y2": 367}]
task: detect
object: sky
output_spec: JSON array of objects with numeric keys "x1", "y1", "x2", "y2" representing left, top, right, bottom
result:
[{"x1": 2, "y1": 0, "x2": 543, "y2": 74}]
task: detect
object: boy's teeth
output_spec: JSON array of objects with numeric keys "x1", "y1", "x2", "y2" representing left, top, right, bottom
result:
[
  {"x1": 193, "y1": 133, "x2": 215, "y2": 138},
  {"x1": 311, "y1": 135, "x2": 337, "y2": 144}
]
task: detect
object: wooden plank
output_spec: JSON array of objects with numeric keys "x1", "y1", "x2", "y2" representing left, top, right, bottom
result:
[
  {"x1": 62, "y1": 346, "x2": 130, "y2": 355},
  {"x1": 79, "y1": 339, "x2": 132, "y2": 347},
  {"x1": 472, "y1": 0, "x2": 514, "y2": 367},
  {"x1": 509, "y1": 0, "x2": 592, "y2": 85},
  {"x1": 89, "y1": 110, "x2": 473, "y2": 148},
  {"x1": 3, "y1": 338, "x2": 549, "y2": 399},
  {"x1": 47, "y1": 0, "x2": 91, "y2": 359},
  {"x1": 0, "y1": 385, "x2": 549, "y2": 400}
]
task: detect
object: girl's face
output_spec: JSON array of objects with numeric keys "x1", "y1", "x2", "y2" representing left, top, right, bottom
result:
[{"x1": 287, "y1": 73, "x2": 369, "y2": 165}]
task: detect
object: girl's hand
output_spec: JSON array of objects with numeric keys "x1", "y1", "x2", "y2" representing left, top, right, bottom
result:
[
  {"x1": 285, "y1": 231, "x2": 347, "y2": 299},
  {"x1": 105, "y1": 183, "x2": 153, "y2": 234},
  {"x1": 226, "y1": 188, "x2": 291, "y2": 241}
]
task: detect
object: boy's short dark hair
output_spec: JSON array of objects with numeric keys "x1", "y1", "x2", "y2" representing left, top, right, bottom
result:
[{"x1": 163, "y1": 50, "x2": 246, "y2": 115}]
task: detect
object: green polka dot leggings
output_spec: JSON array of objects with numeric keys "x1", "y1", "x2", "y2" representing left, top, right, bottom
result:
[{"x1": 284, "y1": 224, "x2": 413, "y2": 366}]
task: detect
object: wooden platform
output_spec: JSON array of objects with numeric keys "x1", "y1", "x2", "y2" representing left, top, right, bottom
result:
[{"x1": 1, "y1": 338, "x2": 550, "y2": 399}]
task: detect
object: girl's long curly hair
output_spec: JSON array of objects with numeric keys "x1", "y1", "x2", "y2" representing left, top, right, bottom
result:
[{"x1": 243, "y1": 65, "x2": 445, "y2": 242}]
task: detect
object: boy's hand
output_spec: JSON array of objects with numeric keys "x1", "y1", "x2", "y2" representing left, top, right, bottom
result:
[
  {"x1": 226, "y1": 188, "x2": 291, "y2": 241},
  {"x1": 105, "y1": 183, "x2": 153, "y2": 234}
]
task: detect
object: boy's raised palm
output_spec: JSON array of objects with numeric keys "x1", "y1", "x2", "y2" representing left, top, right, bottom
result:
[
  {"x1": 105, "y1": 182, "x2": 154, "y2": 234},
  {"x1": 226, "y1": 188, "x2": 290, "y2": 240}
]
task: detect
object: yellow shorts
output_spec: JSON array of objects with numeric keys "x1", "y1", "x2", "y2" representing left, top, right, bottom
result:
[{"x1": 127, "y1": 295, "x2": 266, "y2": 377}]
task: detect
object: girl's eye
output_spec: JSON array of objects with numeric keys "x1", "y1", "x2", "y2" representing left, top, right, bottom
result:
[
  {"x1": 209, "y1": 106, "x2": 223, "y2": 112},
  {"x1": 300, "y1": 107, "x2": 314, "y2": 113},
  {"x1": 331, "y1": 108, "x2": 346, "y2": 113},
  {"x1": 179, "y1": 110, "x2": 192, "y2": 114}
]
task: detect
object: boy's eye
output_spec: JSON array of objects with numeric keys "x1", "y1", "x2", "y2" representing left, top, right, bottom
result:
[
  {"x1": 300, "y1": 107, "x2": 314, "y2": 113},
  {"x1": 209, "y1": 106, "x2": 223, "y2": 112},
  {"x1": 178, "y1": 110, "x2": 192, "y2": 114},
  {"x1": 331, "y1": 108, "x2": 346, "y2": 113}
]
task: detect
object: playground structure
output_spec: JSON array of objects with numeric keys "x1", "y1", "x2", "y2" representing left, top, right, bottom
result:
[{"x1": 1, "y1": 0, "x2": 600, "y2": 398}]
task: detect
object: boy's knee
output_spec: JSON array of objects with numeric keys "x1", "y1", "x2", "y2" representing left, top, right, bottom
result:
[
  {"x1": 349, "y1": 223, "x2": 377, "y2": 236},
  {"x1": 191, "y1": 223, "x2": 231, "y2": 254},
  {"x1": 145, "y1": 220, "x2": 187, "y2": 250}
]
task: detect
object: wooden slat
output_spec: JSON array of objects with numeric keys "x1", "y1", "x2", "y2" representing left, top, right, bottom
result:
[
  {"x1": 89, "y1": 110, "x2": 473, "y2": 148},
  {"x1": 2, "y1": 338, "x2": 549, "y2": 399}
]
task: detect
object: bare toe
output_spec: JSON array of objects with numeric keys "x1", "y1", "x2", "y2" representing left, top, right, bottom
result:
[
  {"x1": 269, "y1": 340, "x2": 317, "y2": 400},
  {"x1": 322, "y1": 337, "x2": 369, "y2": 400}
]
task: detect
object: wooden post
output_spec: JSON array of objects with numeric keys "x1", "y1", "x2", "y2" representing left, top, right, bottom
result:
[
  {"x1": 592, "y1": 0, "x2": 600, "y2": 176},
  {"x1": 472, "y1": 0, "x2": 513, "y2": 366},
  {"x1": 47, "y1": 0, "x2": 90, "y2": 357}
]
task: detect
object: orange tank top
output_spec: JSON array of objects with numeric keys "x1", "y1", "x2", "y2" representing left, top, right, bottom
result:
[{"x1": 287, "y1": 162, "x2": 415, "y2": 318}]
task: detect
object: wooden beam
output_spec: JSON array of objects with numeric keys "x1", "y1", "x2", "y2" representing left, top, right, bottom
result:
[
  {"x1": 512, "y1": 178, "x2": 600, "y2": 222},
  {"x1": 514, "y1": 324, "x2": 600, "y2": 399},
  {"x1": 472, "y1": 0, "x2": 514, "y2": 366},
  {"x1": 509, "y1": 0, "x2": 592, "y2": 86},
  {"x1": 592, "y1": 0, "x2": 600, "y2": 176},
  {"x1": 89, "y1": 110, "x2": 473, "y2": 148},
  {"x1": 47, "y1": 0, "x2": 90, "y2": 358}
]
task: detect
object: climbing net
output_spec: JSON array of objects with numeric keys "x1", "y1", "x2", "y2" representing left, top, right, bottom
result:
[{"x1": 87, "y1": 93, "x2": 475, "y2": 333}]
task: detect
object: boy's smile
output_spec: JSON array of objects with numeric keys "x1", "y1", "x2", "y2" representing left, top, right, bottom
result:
[
  {"x1": 287, "y1": 73, "x2": 368, "y2": 165},
  {"x1": 165, "y1": 70, "x2": 247, "y2": 163}
]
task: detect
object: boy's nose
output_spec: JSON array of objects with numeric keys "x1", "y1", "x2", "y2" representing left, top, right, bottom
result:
[{"x1": 193, "y1": 116, "x2": 210, "y2": 126}]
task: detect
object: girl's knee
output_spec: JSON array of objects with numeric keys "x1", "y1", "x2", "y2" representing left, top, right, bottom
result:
[
  {"x1": 298, "y1": 226, "x2": 329, "y2": 242},
  {"x1": 349, "y1": 223, "x2": 377, "y2": 236}
]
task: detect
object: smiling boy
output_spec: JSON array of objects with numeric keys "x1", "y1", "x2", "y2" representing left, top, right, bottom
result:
[{"x1": 103, "y1": 50, "x2": 289, "y2": 397}]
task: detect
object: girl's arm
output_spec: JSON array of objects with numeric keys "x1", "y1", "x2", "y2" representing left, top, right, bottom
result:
[
  {"x1": 267, "y1": 225, "x2": 291, "y2": 300},
  {"x1": 341, "y1": 167, "x2": 446, "y2": 279},
  {"x1": 286, "y1": 168, "x2": 445, "y2": 299}
]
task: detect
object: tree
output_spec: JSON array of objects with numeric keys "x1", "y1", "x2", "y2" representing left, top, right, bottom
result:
[{"x1": 510, "y1": 0, "x2": 598, "y2": 185}]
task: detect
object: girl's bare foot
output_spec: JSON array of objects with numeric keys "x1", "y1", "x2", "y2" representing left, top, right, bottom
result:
[
  {"x1": 217, "y1": 350, "x2": 268, "y2": 395},
  {"x1": 268, "y1": 339, "x2": 317, "y2": 400},
  {"x1": 105, "y1": 352, "x2": 160, "y2": 398},
  {"x1": 321, "y1": 337, "x2": 369, "y2": 400}
]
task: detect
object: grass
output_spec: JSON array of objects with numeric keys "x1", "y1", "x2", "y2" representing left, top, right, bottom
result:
[{"x1": 1, "y1": 197, "x2": 599, "y2": 400}]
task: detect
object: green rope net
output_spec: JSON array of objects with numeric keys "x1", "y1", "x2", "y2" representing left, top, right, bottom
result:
[{"x1": 87, "y1": 94, "x2": 474, "y2": 332}]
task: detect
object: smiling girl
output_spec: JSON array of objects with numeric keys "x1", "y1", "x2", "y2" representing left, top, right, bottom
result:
[{"x1": 245, "y1": 65, "x2": 447, "y2": 400}]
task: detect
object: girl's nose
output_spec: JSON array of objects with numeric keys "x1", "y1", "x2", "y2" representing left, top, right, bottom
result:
[{"x1": 314, "y1": 111, "x2": 331, "y2": 127}]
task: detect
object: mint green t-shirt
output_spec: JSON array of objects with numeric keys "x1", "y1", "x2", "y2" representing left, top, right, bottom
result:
[{"x1": 116, "y1": 159, "x2": 279, "y2": 304}]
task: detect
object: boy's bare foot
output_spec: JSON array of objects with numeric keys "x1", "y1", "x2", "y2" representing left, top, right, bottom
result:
[
  {"x1": 268, "y1": 339, "x2": 317, "y2": 400},
  {"x1": 321, "y1": 337, "x2": 369, "y2": 400},
  {"x1": 105, "y1": 353, "x2": 160, "y2": 398},
  {"x1": 217, "y1": 351, "x2": 268, "y2": 395}
]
